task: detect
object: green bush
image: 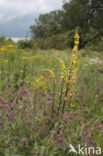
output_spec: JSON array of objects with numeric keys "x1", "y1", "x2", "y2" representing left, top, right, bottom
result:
[
  {"x1": 0, "y1": 36, "x2": 6, "y2": 46},
  {"x1": 0, "y1": 36, "x2": 15, "y2": 47},
  {"x1": 18, "y1": 39, "x2": 34, "y2": 49},
  {"x1": 86, "y1": 37, "x2": 103, "y2": 52},
  {"x1": 32, "y1": 27, "x2": 103, "y2": 51},
  {"x1": 34, "y1": 33, "x2": 67, "y2": 50}
]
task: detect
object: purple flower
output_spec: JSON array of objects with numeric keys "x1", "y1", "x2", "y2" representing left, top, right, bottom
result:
[
  {"x1": 23, "y1": 99, "x2": 28, "y2": 103},
  {"x1": 47, "y1": 97, "x2": 51, "y2": 101},
  {"x1": 0, "y1": 123, "x2": 3, "y2": 126},
  {"x1": 77, "y1": 134, "x2": 83, "y2": 141},
  {"x1": 64, "y1": 119, "x2": 68, "y2": 123},
  {"x1": 25, "y1": 90, "x2": 29, "y2": 95},
  {"x1": 31, "y1": 149, "x2": 35, "y2": 155},
  {"x1": 8, "y1": 83, "x2": 11, "y2": 88},
  {"x1": 3, "y1": 100, "x2": 7, "y2": 104}
]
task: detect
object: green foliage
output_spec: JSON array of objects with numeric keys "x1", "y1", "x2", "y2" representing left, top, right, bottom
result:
[
  {"x1": 30, "y1": 10, "x2": 62, "y2": 39},
  {"x1": 18, "y1": 39, "x2": 34, "y2": 49},
  {"x1": 86, "y1": 36, "x2": 103, "y2": 52},
  {"x1": 0, "y1": 36, "x2": 15, "y2": 47},
  {"x1": 30, "y1": 0, "x2": 103, "y2": 50},
  {"x1": 0, "y1": 36, "x2": 6, "y2": 45},
  {"x1": 35, "y1": 33, "x2": 67, "y2": 50},
  {"x1": 0, "y1": 46, "x2": 103, "y2": 155}
]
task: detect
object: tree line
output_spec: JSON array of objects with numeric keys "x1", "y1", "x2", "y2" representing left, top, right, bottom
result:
[{"x1": 30, "y1": 0, "x2": 103, "y2": 50}]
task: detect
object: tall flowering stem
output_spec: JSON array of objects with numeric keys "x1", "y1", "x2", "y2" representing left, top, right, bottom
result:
[
  {"x1": 62, "y1": 69, "x2": 72, "y2": 113},
  {"x1": 69, "y1": 30, "x2": 79, "y2": 107},
  {"x1": 58, "y1": 60, "x2": 66, "y2": 115},
  {"x1": 46, "y1": 70, "x2": 55, "y2": 119},
  {"x1": 1, "y1": 64, "x2": 4, "y2": 91},
  {"x1": 51, "y1": 79, "x2": 55, "y2": 119},
  {"x1": 62, "y1": 30, "x2": 79, "y2": 113}
]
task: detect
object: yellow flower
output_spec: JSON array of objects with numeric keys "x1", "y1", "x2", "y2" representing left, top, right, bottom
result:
[
  {"x1": 72, "y1": 58, "x2": 78, "y2": 64},
  {"x1": 70, "y1": 104, "x2": 76, "y2": 108},
  {"x1": 0, "y1": 47, "x2": 7, "y2": 51},
  {"x1": 20, "y1": 70, "x2": 23, "y2": 73},
  {"x1": 20, "y1": 49, "x2": 24, "y2": 52},
  {"x1": 31, "y1": 82, "x2": 35, "y2": 87},
  {"x1": 4, "y1": 60, "x2": 8, "y2": 63},
  {"x1": 95, "y1": 95, "x2": 99, "y2": 98},
  {"x1": 10, "y1": 49, "x2": 16, "y2": 53},
  {"x1": 72, "y1": 32, "x2": 79, "y2": 52},
  {"x1": 23, "y1": 52, "x2": 27, "y2": 55},
  {"x1": 72, "y1": 45, "x2": 78, "y2": 52},
  {"x1": 40, "y1": 75, "x2": 44, "y2": 80},
  {"x1": 75, "y1": 41, "x2": 79, "y2": 45},
  {"x1": 61, "y1": 74, "x2": 64, "y2": 80},
  {"x1": 47, "y1": 70, "x2": 55, "y2": 79},
  {"x1": 43, "y1": 86, "x2": 47, "y2": 90},
  {"x1": 36, "y1": 79, "x2": 40, "y2": 83},
  {"x1": 60, "y1": 60, "x2": 66, "y2": 71},
  {"x1": 74, "y1": 33, "x2": 80, "y2": 40},
  {"x1": 32, "y1": 56, "x2": 37, "y2": 59},
  {"x1": 8, "y1": 45, "x2": 15, "y2": 48},
  {"x1": 21, "y1": 57, "x2": 29, "y2": 60}
]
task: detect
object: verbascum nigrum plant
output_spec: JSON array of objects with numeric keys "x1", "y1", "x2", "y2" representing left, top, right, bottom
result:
[{"x1": 62, "y1": 30, "x2": 79, "y2": 113}]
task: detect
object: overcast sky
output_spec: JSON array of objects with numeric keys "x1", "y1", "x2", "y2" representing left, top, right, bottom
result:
[{"x1": 0, "y1": 0, "x2": 63, "y2": 38}]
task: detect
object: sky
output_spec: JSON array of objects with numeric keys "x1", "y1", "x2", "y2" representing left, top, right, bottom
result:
[{"x1": 0, "y1": 0, "x2": 63, "y2": 38}]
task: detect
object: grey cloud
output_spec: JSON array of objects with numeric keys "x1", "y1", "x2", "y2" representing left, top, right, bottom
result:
[
  {"x1": 0, "y1": 0, "x2": 62, "y2": 37},
  {"x1": 0, "y1": 0, "x2": 62, "y2": 23}
]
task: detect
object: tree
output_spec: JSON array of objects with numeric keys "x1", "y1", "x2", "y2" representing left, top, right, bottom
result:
[
  {"x1": 62, "y1": 0, "x2": 90, "y2": 31},
  {"x1": 62, "y1": 0, "x2": 103, "y2": 34},
  {"x1": 30, "y1": 10, "x2": 62, "y2": 38},
  {"x1": 30, "y1": 0, "x2": 103, "y2": 50}
]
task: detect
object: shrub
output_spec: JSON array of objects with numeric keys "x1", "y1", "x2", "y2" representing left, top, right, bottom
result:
[
  {"x1": 18, "y1": 39, "x2": 34, "y2": 49},
  {"x1": 0, "y1": 36, "x2": 6, "y2": 46},
  {"x1": 34, "y1": 33, "x2": 67, "y2": 50},
  {"x1": 86, "y1": 37, "x2": 103, "y2": 52}
]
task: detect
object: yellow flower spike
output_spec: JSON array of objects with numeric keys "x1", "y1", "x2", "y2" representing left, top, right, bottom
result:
[
  {"x1": 60, "y1": 60, "x2": 66, "y2": 71},
  {"x1": 62, "y1": 30, "x2": 80, "y2": 113},
  {"x1": 75, "y1": 41, "x2": 79, "y2": 45},
  {"x1": 72, "y1": 46, "x2": 78, "y2": 52},
  {"x1": 4, "y1": 60, "x2": 8, "y2": 63},
  {"x1": 47, "y1": 70, "x2": 55, "y2": 79},
  {"x1": 74, "y1": 33, "x2": 80, "y2": 40},
  {"x1": 59, "y1": 60, "x2": 67, "y2": 80},
  {"x1": 40, "y1": 75, "x2": 44, "y2": 80},
  {"x1": 73, "y1": 32, "x2": 80, "y2": 52}
]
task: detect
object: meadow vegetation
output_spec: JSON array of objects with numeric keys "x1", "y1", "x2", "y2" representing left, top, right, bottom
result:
[{"x1": 0, "y1": 31, "x2": 103, "y2": 155}]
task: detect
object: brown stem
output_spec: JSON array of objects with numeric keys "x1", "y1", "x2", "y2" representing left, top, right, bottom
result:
[
  {"x1": 51, "y1": 80, "x2": 55, "y2": 119},
  {"x1": 68, "y1": 98, "x2": 72, "y2": 108},
  {"x1": 62, "y1": 69, "x2": 72, "y2": 113},
  {"x1": 58, "y1": 79, "x2": 64, "y2": 115}
]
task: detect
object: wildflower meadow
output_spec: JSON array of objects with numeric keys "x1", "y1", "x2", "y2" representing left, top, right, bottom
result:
[{"x1": 0, "y1": 32, "x2": 103, "y2": 156}]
